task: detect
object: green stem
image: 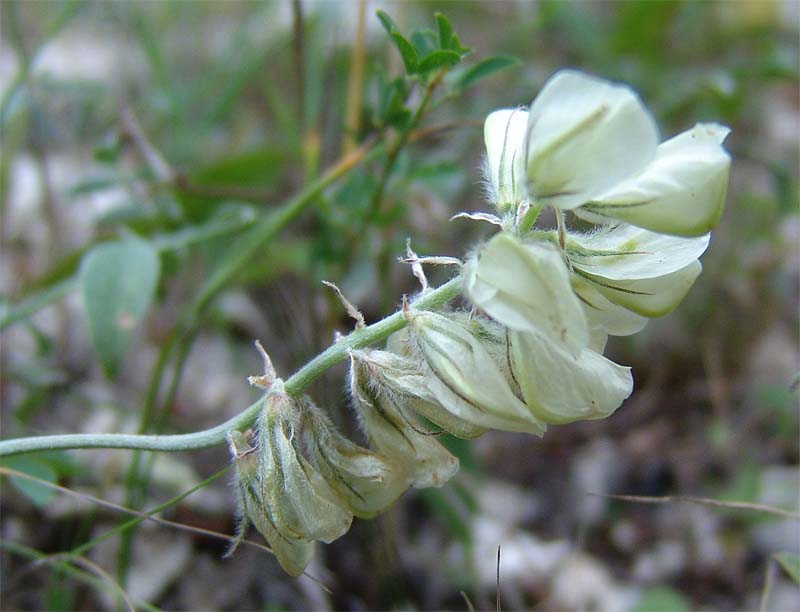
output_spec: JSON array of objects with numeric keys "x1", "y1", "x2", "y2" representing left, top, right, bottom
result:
[{"x1": 0, "y1": 277, "x2": 462, "y2": 457}]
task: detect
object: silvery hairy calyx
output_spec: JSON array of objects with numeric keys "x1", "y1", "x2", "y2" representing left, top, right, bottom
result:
[{"x1": 228, "y1": 69, "x2": 731, "y2": 576}]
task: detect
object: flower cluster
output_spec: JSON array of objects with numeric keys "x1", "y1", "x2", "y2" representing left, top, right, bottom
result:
[{"x1": 228, "y1": 69, "x2": 730, "y2": 576}]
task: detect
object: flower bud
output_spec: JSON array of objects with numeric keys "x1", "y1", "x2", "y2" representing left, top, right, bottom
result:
[
  {"x1": 463, "y1": 232, "x2": 589, "y2": 355},
  {"x1": 300, "y1": 398, "x2": 411, "y2": 518},
  {"x1": 349, "y1": 352, "x2": 459, "y2": 488},
  {"x1": 354, "y1": 345, "x2": 487, "y2": 439},
  {"x1": 258, "y1": 381, "x2": 353, "y2": 544},
  {"x1": 508, "y1": 329, "x2": 633, "y2": 424},
  {"x1": 228, "y1": 429, "x2": 313, "y2": 577},
  {"x1": 406, "y1": 310, "x2": 547, "y2": 435}
]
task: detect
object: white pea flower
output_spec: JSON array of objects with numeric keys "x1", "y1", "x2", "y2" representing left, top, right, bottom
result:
[
  {"x1": 525, "y1": 69, "x2": 660, "y2": 210},
  {"x1": 404, "y1": 311, "x2": 548, "y2": 436},
  {"x1": 577, "y1": 123, "x2": 731, "y2": 236},
  {"x1": 482, "y1": 70, "x2": 730, "y2": 236},
  {"x1": 463, "y1": 232, "x2": 589, "y2": 355},
  {"x1": 508, "y1": 330, "x2": 633, "y2": 425},
  {"x1": 484, "y1": 108, "x2": 529, "y2": 212},
  {"x1": 565, "y1": 224, "x2": 711, "y2": 318}
]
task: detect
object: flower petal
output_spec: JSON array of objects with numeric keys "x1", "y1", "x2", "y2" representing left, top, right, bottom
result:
[
  {"x1": 464, "y1": 232, "x2": 589, "y2": 355},
  {"x1": 409, "y1": 311, "x2": 547, "y2": 435},
  {"x1": 525, "y1": 70, "x2": 659, "y2": 210},
  {"x1": 580, "y1": 123, "x2": 731, "y2": 236},
  {"x1": 484, "y1": 108, "x2": 530, "y2": 211},
  {"x1": 577, "y1": 260, "x2": 703, "y2": 317},
  {"x1": 571, "y1": 275, "x2": 649, "y2": 337},
  {"x1": 510, "y1": 330, "x2": 633, "y2": 424},
  {"x1": 567, "y1": 224, "x2": 710, "y2": 280}
]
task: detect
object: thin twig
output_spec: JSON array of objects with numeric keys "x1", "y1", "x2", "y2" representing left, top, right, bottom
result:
[
  {"x1": 600, "y1": 493, "x2": 800, "y2": 520},
  {"x1": 496, "y1": 545, "x2": 502, "y2": 612},
  {"x1": 119, "y1": 107, "x2": 175, "y2": 183},
  {"x1": 0, "y1": 277, "x2": 461, "y2": 457},
  {"x1": 46, "y1": 553, "x2": 136, "y2": 612},
  {"x1": 343, "y1": 0, "x2": 367, "y2": 154},
  {"x1": 759, "y1": 556, "x2": 776, "y2": 612},
  {"x1": 0, "y1": 465, "x2": 331, "y2": 592},
  {"x1": 460, "y1": 590, "x2": 476, "y2": 612}
]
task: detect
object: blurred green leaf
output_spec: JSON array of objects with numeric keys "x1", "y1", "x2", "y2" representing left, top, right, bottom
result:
[
  {"x1": 633, "y1": 586, "x2": 691, "y2": 612},
  {"x1": 2, "y1": 455, "x2": 58, "y2": 507},
  {"x1": 377, "y1": 77, "x2": 411, "y2": 128},
  {"x1": 410, "y1": 29, "x2": 438, "y2": 59},
  {"x1": 177, "y1": 148, "x2": 285, "y2": 221},
  {"x1": 390, "y1": 32, "x2": 419, "y2": 74},
  {"x1": 375, "y1": 9, "x2": 398, "y2": 34},
  {"x1": 456, "y1": 55, "x2": 520, "y2": 90},
  {"x1": 435, "y1": 13, "x2": 454, "y2": 50},
  {"x1": 79, "y1": 240, "x2": 160, "y2": 378},
  {"x1": 775, "y1": 552, "x2": 800, "y2": 585},
  {"x1": 417, "y1": 49, "x2": 461, "y2": 74},
  {"x1": 151, "y1": 206, "x2": 256, "y2": 252}
]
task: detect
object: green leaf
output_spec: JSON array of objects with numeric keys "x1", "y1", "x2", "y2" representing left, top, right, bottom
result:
[
  {"x1": 410, "y1": 29, "x2": 438, "y2": 58},
  {"x1": 435, "y1": 13, "x2": 454, "y2": 50},
  {"x1": 390, "y1": 32, "x2": 418, "y2": 74},
  {"x1": 2, "y1": 455, "x2": 58, "y2": 507},
  {"x1": 375, "y1": 9, "x2": 397, "y2": 34},
  {"x1": 775, "y1": 552, "x2": 800, "y2": 585},
  {"x1": 632, "y1": 587, "x2": 691, "y2": 612},
  {"x1": 79, "y1": 240, "x2": 160, "y2": 378},
  {"x1": 456, "y1": 55, "x2": 520, "y2": 90},
  {"x1": 177, "y1": 147, "x2": 286, "y2": 222},
  {"x1": 417, "y1": 49, "x2": 461, "y2": 74},
  {"x1": 450, "y1": 33, "x2": 471, "y2": 56}
]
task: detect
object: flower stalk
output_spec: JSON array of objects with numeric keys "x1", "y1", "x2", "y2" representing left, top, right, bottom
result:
[{"x1": 0, "y1": 278, "x2": 462, "y2": 458}]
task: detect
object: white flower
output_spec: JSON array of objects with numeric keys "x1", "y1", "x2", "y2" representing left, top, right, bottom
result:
[
  {"x1": 257, "y1": 384, "x2": 353, "y2": 544},
  {"x1": 577, "y1": 123, "x2": 731, "y2": 236},
  {"x1": 508, "y1": 330, "x2": 633, "y2": 424},
  {"x1": 481, "y1": 70, "x2": 731, "y2": 236},
  {"x1": 354, "y1": 345, "x2": 487, "y2": 439},
  {"x1": 229, "y1": 429, "x2": 314, "y2": 577},
  {"x1": 525, "y1": 70, "x2": 660, "y2": 210},
  {"x1": 404, "y1": 311, "x2": 548, "y2": 435},
  {"x1": 463, "y1": 232, "x2": 589, "y2": 355},
  {"x1": 484, "y1": 108, "x2": 529, "y2": 212},
  {"x1": 566, "y1": 224, "x2": 710, "y2": 318}
]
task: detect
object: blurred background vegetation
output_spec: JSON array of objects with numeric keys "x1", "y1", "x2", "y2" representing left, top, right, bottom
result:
[{"x1": 1, "y1": 1, "x2": 798, "y2": 610}]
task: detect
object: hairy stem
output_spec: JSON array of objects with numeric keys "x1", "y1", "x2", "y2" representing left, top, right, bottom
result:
[{"x1": 0, "y1": 278, "x2": 462, "y2": 457}]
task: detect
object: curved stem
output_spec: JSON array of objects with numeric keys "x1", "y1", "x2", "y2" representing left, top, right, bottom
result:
[{"x1": 0, "y1": 278, "x2": 462, "y2": 457}]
